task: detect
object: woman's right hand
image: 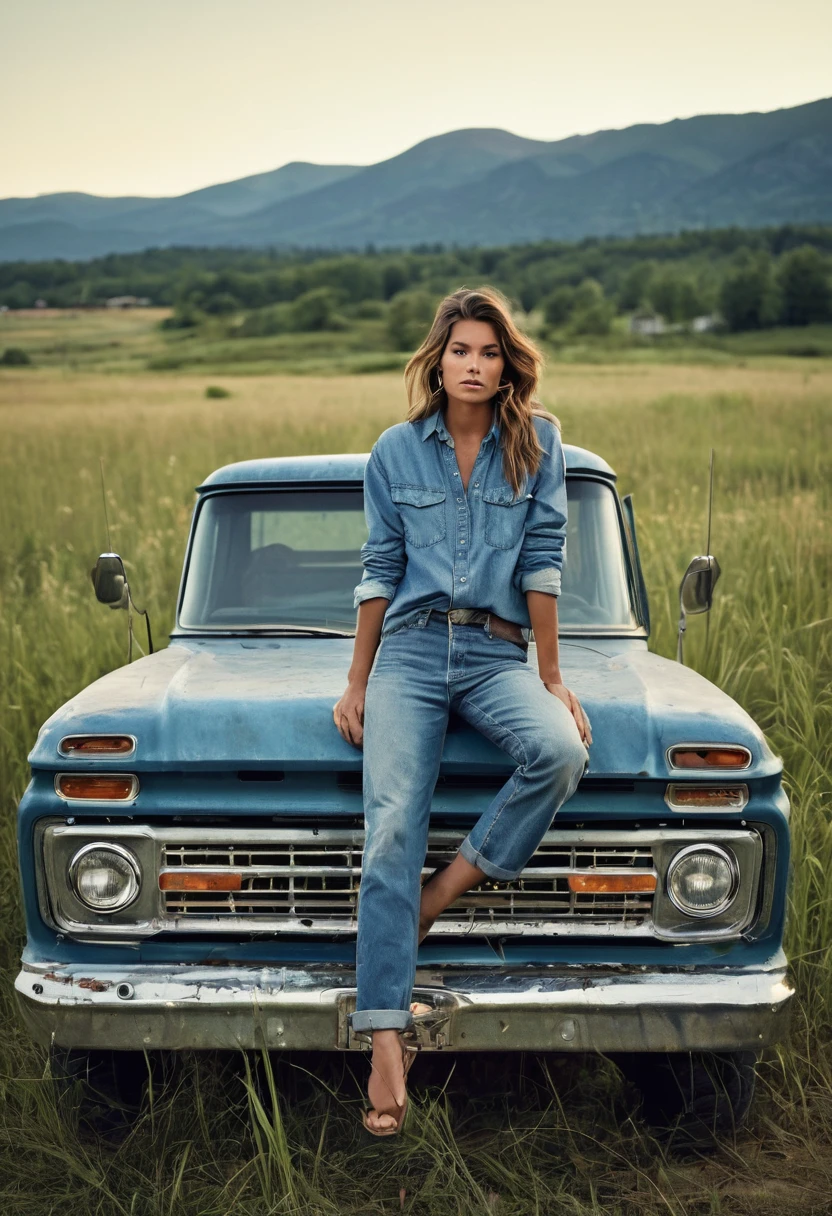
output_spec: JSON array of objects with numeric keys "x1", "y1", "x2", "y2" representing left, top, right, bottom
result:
[{"x1": 333, "y1": 680, "x2": 367, "y2": 748}]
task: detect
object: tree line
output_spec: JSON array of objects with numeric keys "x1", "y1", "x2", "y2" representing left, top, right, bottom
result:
[{"x1": 1, "y1": 224, "x2": 831, "y2": 334}]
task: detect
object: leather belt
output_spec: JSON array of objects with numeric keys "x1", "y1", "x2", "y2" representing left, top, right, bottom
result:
[{"x1": 435, "y1": 608, "x2": 528, "y2": 649}]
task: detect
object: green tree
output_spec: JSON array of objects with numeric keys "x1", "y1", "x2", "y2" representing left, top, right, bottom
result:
[
  {"x1": 776, "y1": 245, "x2": 832, "y2": 325},
  {"x1": 387, "y1": 290, "x2": 437, "y2": 350},
  {"x1": 568, "y1": 279, "x2": 615, "y2": 336},
  {"x1": 289, "y1": 287, "x2": 344, "y2": 332},
  {"x1": 650, "y1": 270, "x2": 705, "y2": 322},
  {"x1": 542, "y1": 286, "x2": 576, "y2": 328},
  {"x1": 618, "y1": 261, "x2": 655, "y2": 311},
  {"x1": 719, "y1": 250, "x2": 781, "y2": 331},
  {"x1": 202, "y1": 291, "x2": 240, "y2": 316}
]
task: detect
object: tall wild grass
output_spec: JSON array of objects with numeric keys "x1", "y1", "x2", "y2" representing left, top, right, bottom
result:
[{"x1": 0, "y1": 361, "x2": 830, "y2": 1213}]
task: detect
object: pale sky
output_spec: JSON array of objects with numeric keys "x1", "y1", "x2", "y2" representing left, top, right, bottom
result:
[{"x1": 2, "y1": 0, "x2": 831, "y2": 199}]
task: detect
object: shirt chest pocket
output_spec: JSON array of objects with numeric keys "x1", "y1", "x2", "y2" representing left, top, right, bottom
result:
[
  {"x1": 482, "y1": 488, "x2": 532, "y2": 549},
  {"x1": 390, "y1": 484, "x2": 447, "y2": 548}
]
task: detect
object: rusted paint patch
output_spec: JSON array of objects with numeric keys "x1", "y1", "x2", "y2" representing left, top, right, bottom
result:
[
  {"x1": 43, "y1": 971, "x2": 73, "y2": 985},
  {"x1": 78, "y1": 978, "x2": 111, "y2": 992}
]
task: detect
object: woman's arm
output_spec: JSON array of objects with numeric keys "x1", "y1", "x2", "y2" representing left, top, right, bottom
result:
[
  {"x1": 333, "y1": 597, "x2": 388, "y2": 747},
  {"x1": 526, "y1": 589, "x2": 592, "y2": 747}
]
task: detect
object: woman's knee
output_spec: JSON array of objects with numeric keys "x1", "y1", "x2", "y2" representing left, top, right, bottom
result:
[{"x1": 525, "y1": 728, "x2": 588, "y2": 788}]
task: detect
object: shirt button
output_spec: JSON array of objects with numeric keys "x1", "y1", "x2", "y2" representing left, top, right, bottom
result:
[
  {"x1": 460, "y1": 577, "x2": 466, "y2": 582},
  {"x1": 453, "y1": 472, "x2": 459, "y2": 477},
  {"x1": 474, "y1": 482, "x2": 479, "y2": 487},
  {"x1": 460, "y1": 540, "x2": 465, "y2": 544}
]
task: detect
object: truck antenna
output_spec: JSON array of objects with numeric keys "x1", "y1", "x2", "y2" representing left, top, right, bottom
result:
[
  {"x1": 99, "y1": 457, "x2": 113, "y2": 552},
  {"x1": 705, "y1": 448, "x2": 715, "y2": 652}
]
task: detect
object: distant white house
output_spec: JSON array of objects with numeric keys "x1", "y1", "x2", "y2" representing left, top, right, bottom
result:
[
  {"x1": 630, "y1": 311, "x2": 721, "y2": 336},
  {"x1": 629, "y1": 312, "x2": 666, "y2": 336},
  {"x1": 105, "y1": 296, "x2": 151, "y2": 309},
  {"x1": 691, "y1": 314, "x2": 720, "y2": 333}
]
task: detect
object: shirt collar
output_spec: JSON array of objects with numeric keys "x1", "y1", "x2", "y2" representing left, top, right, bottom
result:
[{"x1": 420, "y1": 408, "x2": 501, "y2": 448}]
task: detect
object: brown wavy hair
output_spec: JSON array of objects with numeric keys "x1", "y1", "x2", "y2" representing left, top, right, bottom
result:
[{"x1": 404, "y1": 286, "x2": 559, "y2": 496}]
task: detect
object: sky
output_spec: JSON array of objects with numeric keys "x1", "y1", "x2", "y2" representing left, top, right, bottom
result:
[{"x1": 2, "y1": 0, "x2": 831, "y2": 200}]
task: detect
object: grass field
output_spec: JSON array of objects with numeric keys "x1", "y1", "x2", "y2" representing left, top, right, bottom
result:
[{"x1": 1, "y1": 313, "x2": 831, "y2": 1213}]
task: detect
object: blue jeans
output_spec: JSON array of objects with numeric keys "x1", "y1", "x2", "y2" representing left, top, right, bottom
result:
[{"x1": 349, "y1": 610, "x2": 589, "y2": 1034}]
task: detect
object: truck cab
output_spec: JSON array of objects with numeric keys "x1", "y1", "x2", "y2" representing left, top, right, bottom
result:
[{"x1": 15, "y1": 445, "x2": 793, "y2": 1136}]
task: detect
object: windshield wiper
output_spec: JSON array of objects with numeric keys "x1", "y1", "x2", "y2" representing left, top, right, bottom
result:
[
  {"x1": 177, "y1": 626, "x2": 356, "y2": 639},
  {"x1": 261, "y1": 626, "x2": 356, "y2": 638}
]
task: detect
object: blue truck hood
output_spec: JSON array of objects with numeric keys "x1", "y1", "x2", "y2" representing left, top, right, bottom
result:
[{"x1": 30, "y1": 638, "x2": 777, "y2": 779}]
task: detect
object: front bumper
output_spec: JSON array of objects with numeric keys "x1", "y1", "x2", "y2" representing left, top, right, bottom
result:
[{"x1": 16, "y1": 961, "x2": 794, "y2": 1053}]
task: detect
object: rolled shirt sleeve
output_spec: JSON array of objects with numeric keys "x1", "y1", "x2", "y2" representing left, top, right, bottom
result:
[
  {"x1": 353, "y1": 445, "x2": 406, "y2": 607},
  {"x1": 514, "y1": 425, "x2": 567, "y2": 597}
]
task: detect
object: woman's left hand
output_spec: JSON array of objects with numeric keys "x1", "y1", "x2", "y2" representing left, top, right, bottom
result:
[{"x1": 543, "y1": 682, "x2": 592, "y2": 747}]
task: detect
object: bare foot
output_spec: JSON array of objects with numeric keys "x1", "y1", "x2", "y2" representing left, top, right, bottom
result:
[
  {"x1": 416, "y1": 855, "x2": 487, "y2": 949},
  {"x1": 365, "y1": 1030, "x2": 407, "y2": 1133},
  {"x1": 409, "y1": 1001, "x2": 431, "y2": 1015}
]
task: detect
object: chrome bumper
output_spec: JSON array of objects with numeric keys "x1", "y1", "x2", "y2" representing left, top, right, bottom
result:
[{"x1": 15, "y1": 961, "x2": 793, "y2": 1053}]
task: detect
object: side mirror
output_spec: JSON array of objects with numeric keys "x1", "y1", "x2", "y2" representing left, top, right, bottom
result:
[
  {"x1": 680, "y1": 554, "x2": 721, "y2": 615},
  {"x1": 677, "y1": 554, "x2": 720, "y2": 663},
  {"x1": 91, "y1": 553, "x2": 129, "y2": 608},
  {"x1": 90, "y1": 552, "x2": 154, "y2": 660}
]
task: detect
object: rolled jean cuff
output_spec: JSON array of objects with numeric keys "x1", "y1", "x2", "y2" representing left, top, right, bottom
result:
[
  {"x1": 349, "y1": 1008, "x2": 413, "y2": 1033},
  {"x1": 459, "y1": 836, "x2": 522, "y2": 881}
]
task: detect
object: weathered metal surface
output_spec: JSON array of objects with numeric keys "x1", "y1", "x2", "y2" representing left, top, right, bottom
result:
[
  {"x1": 27, "y1": 635, "x2": 780, "y2": 781},
  {"x1": 197, "y1": 446, "x2": 617, "y2": 491},
  {"x1": 15, "y1": 960, "x2": 794, "y2": 1053}
]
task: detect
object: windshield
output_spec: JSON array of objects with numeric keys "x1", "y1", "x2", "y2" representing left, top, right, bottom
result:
[{"x1": 178, "y1": 481, "x2": 637, "y2": 632}]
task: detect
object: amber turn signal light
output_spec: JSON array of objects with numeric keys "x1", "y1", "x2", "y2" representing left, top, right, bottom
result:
[
  {"x1": 667, "y1": 746, "x2": 751, "y2": 770},
  {"x1": 55, "y1": 773, "x2": 139, "y2": 801},
  {"x1": 665, "y1": 784, "x2": 748, "y2": 811},
  {"x1": 568, "y1": 873, "x2": 657, "y2": 894},
  {"x1": 159, "y1": 872, "x2": 242, "y2": 892},
  {"x1": 59, "y1": 735, "x2": 135, "y2": 757}
]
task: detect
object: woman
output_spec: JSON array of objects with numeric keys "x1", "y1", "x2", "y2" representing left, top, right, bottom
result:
[{"x1": 333, "y1": 287, "x2": 591, "y2": 1135}]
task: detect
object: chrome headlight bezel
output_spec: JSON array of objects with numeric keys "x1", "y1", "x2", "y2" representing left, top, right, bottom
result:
[
  {"x1": 666, "y1": 843, "x2": 738, "y2": 919},
  {"x1": 68, "y1": 842, "x2": 142, "y2": 913}
]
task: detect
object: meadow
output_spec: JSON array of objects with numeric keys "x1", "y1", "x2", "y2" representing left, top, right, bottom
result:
[{"x1": 0, "y1": 309, "x2": 830, "y2": 1214}]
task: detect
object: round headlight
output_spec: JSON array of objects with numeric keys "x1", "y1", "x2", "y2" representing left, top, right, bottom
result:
[
  {"x1": 69, "y1": 843, "x2": 141, "y2": 912},
  {"x1": 667, "y1": 845, "x2": 737, "y2": 918}
]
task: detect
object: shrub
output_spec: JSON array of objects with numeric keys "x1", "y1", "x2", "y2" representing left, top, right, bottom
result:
[
  {"x1": 0, "y1": 347, "x2": 31, "y2": 366},
  {"x1": 205, "y1": 385, "x2": 231, "y2": 399},
  {"x1": 160, "y1": 305, "x2": 202, "y2": 330},
  {"x1": 237, "y1": 303, "x2": 293, "y2": 338},
  {"x1": 289, "y1": 287, "x2": 345, "y2": 332}
]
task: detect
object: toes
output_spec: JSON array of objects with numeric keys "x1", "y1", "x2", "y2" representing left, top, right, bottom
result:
[
  {"x1": 410, "y1": 1002, "x2": 431, "y2": 1015},
  {"x1": 367, "y1": 1109, "x2": 398, "y2": 1132}
]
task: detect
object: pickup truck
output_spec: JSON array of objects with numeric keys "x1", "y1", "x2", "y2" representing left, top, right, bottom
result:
[{"x1": 14, "y1": 445, "x2": 793, "y2": 1138}]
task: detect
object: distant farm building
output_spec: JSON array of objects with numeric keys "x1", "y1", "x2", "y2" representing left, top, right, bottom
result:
[
  {"x1": 629, "y1": 312, "x2": 666, "y2": 336},
  {"x1": 691, "y1": 314, "x2": 720, "y2": 333},
  {"x1": 105, "y1": 296, "x2": 151, "y2": 309}
]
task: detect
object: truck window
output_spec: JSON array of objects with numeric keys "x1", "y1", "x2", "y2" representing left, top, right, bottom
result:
[{"x1": 179, "y1": 482, "x2": 637, "y2": 633}]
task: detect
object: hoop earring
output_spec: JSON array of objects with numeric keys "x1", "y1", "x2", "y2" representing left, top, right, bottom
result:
[{"x1": 437, "y1": 370, "x2": 444, "y2": 390}]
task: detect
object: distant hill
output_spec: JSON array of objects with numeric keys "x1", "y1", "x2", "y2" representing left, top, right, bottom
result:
[{"x1": 2, "y1": 97, "x2": 831, "y2": 261}]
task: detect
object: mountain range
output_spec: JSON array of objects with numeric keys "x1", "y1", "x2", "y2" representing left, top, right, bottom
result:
[{"x1": 2, "y1": 96, "x2": 831, "y2": 262}]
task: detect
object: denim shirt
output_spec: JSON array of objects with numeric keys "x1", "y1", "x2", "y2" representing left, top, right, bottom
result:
[{"x1": 354, "y1": 409, "x2": 567, "y2": 636}]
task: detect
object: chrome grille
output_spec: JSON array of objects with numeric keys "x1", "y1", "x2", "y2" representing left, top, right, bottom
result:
[{"x1": 160, "y1": 829, "x2": 656, "y2": 935}]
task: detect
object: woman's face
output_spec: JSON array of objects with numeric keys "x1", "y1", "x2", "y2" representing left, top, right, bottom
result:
[{"x1": 439, "y1": 319, "x2": 506, "y2": 406}]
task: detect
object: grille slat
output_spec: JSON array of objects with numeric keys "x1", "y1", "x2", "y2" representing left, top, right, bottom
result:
[{"x1": 160, "y1": 831, "x2": 656, "y2": 934}]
